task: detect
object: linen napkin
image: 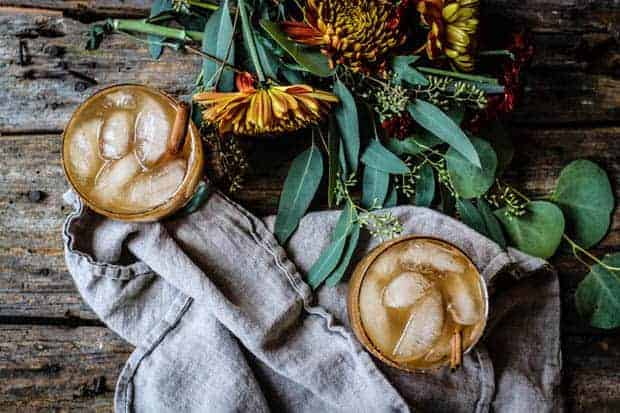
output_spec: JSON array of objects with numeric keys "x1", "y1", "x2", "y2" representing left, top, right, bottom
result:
[{"x1": 62, "y1": 184, "x2": 562, "y2": 412}]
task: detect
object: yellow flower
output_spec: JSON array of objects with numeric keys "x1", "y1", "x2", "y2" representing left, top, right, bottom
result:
[
  {"x1": 415, "y1": 0, "x2": 480, "y2": 71},
  {"x1": 282, "y1": 0, "x2": 405, "y2": 72},
  {"x1": 194, "y1": 73, "x2": 338, "y2": 136}
]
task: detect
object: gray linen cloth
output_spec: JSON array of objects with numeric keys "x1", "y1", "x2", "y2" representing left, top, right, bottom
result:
[{"x1": 62, "y1": 185, "x2": 563, "y2": 412}]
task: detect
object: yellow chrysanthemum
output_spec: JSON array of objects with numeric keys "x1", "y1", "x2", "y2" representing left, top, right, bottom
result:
[
  {"x1": 415, "y1": 0, "x2": 480, "y2": 71},
  {"x1": 193, "y1": 74, "x2": 338, "y2": 136},
  {"x1": 282, "y1": 0, "x2": 405, "y2": 72}
]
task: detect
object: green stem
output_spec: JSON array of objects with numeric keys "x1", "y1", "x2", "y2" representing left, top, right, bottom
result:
[
  {"x1": 417, "y1": 67, "x2": 499, "y2": 85},
  {"x1": 188, "y1": 0, "x2": 219, "y2": 11},
  {"x1": 238, "y1": 0, "x2": 265, "y2": 82},
  {"x1": 563, "y1": 234, "x2": 620, "y2": 272},
  {"x1": 109, "y1": 19, "x2": 243, "y2": 73},
  {"x1": 109, "y1": 18, "x2": 203, "y2": 41},
  {"x1": 479, "y1": 49, "x2": 515, "y2": 60}
]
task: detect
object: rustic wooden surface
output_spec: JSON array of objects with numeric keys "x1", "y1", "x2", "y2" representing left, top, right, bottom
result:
[{"x1": 0, "y1": 1, "x2": 619, "y2": 411}]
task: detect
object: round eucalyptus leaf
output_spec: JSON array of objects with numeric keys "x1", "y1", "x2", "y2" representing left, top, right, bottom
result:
[
  {"x1": 495, "y1": 201, "x2": 565, "y2": 259},
  {"x1": 575, "y1": 253, "x2": 620, "y2": 329},
  {"x1": 446, "y1": 137, "x2": 497, "y2": 199},
  {"x1": 551, "y1": 159, "x2": 614, "y2": 249}
]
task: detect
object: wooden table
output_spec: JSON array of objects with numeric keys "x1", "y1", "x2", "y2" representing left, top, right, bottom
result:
[{"x1": 0, "y1": 1, "x2": 618, "y2": 411}]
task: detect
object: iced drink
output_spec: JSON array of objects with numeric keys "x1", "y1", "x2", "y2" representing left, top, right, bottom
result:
[
  {"x1": 62, "y1": 85, "x2": 203, "y2": 220},
  {"x1": 351, "y1": 237, "x2": 487, "y2": 370}
]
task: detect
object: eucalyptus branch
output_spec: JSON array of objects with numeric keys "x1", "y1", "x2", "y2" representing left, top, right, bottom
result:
[
  {"x1": 563, "y1": 234, "x2": 620, "y2": 272},
  {"x1": 238, "y1": 0, "x2": 266, "y2": 82},
  {"x1": 417, "y1": 67, "x2": 499, "y2": 85}
]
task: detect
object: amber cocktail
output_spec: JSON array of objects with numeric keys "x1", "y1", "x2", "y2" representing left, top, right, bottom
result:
[
  {"x1": 62, "y1": 84, "x2": 203, "y2": 221},
  {"x1": 348, "y1": 236, "x2": 488, "y2": 371}
]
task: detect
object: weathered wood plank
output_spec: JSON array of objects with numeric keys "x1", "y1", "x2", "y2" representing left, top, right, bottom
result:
[
  {"x1": 0, "y1": 324, "x2": 132, "y2": 411},
  {"x1": 0, "y1": 7, "x2": 618, "y2": 133},
  {"x1": 0, "y1": 10, "x2": 202, "y2": 134},
  {"x1": 1, "y1": 127, "x2": 619, "y2": 328},
  {"x1": 564, "y1": 335, "x2": 620, "y2": 412},
  {"x1": 0, "y1": 324, "x2": 616, "y2": 411},
  {"x1": 0, "y1": 1, "x2": 151, "y2": 19}
]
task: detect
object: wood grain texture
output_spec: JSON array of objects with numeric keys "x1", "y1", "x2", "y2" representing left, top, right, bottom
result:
[
  {"x1": 0, "y1": 325, "x2": 132, "y2": 411},
  {"x1": 0, "y1": 5, "x2": 618, "y2": 133},
  {"x1": 0, "y1": 10, "x2": 202, "y2": 133}
]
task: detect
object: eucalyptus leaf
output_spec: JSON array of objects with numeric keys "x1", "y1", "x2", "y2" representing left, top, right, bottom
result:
[
  {"x1": 477, "y1": 198, "x2": 506, "y2": 248},
  {"x1": 334, "y1": 79, "x2": 360, "y2": 173},
  {"x1": 575, "y1": 253, "x2": 620, "y2": 329},
  {"x1": 456, "y1": 199, "x2": 487, "y2": 235},
  {"x1": 203, "y1": 0, "x2": 235, "y2": 91},
  {"x1": 415, "y1": 163, "x2": 435, "y2": 207},
  {"x1": 384, "y1": 184, "x2": 398, "y2": 208},
  {"x1": 361, "y1": 140, "x2": 410, "y2": 174},
  {"x1": 408, "y1": 100, "x2": 481, "y2": 167},
  {"x1": 149, "y1": 0, "x2": 173, "y2": 59},
  {"x1": 327, "y1": 117, "x2": 339, "y2": 208},
  {"x1": 446, "y1": 137, "x2": 497, "y2": 199},
  {"x1": 392, "y1": 55, "x2": 429, "y2": 86},
  {"x1": 255, "y1": 32, "x2": 279, "y2": 79},
  {"x1": 325, "y1": 219, "x2": 361, "y2": 287},
  {"x1": 495, "y1": 201, "x2": 565, "y2": 259},
  {"x1": 274, "y1": 145, "x2": 324, "y2": 244},
  {"x1": 439, "y1": 185, "x2": 456, "y2": 215},
  {"x1": 307, "y1": 204, "x2": 355, "y2": 288},
  {"x1": 479, "y1": 121, "x2": 514, "y2": 175},
  {"x1": 551, "y1": 159, "x2": 614, "y2": 249},
  {"x1": 362, "y1": 166, "x2": 389, "y2": 209},
  {"x1": 259, "y1": 20, "x2": 332, "y2": 77},
  {"x1": 385, "y1": 134, "x2": 442, "y2": 156},
  {"x1": 173, "y1": 181, "x2": 210, "y2": 218}
]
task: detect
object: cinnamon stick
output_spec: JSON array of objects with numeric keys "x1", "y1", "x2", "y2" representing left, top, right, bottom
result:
[
  {"x1": 450, "y1": 327, "x2": 462, "y2": 371},
  {"x1": 167, "y1": 102, "x2": 191, "y2": 155}
]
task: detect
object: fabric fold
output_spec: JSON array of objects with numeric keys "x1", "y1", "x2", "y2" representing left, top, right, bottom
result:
[{"x1": 62, "y1": 189, "x2": 563, "y2": 412}]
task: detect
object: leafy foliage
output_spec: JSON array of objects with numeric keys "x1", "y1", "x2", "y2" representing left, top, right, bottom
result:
[
  {"x1": 445, "y1": 137, "x2": 497, "y2": 199},
  {"x1": 149, "y1": 0, "x2": 174, "y2": 59},
  {"x1": 202, "y1": 0, "x2": 235, "y2": 90},
  {"x1": 361, "y1": 165, "x2": 390, "y2": 209},
  {"x1": 259, "y1": 20, "x2": 332, "y2": 77},
  {"x1": 551, "y1": 160, "x2": 614, "y2": 248},
  {"x1": 407, "y1": 100, "x2": 481, "y2": 167},
  {"x1": 495, "y1": 201, "x2": 565, "y2": 259},
  {"x1": 361, "y1": 140, "x2": 410, "y2": 174},
  {"x1": 333, "y1": 80, "x2": 360, "y2": 173},
  {"x1": 274, "y1": 144, "x2": 324, "y2": 244},
  {"x1": 575, "y1": 253, "x2": 620, "y2": 329},
  {"x1": 415, "y1": 163, "x2": 435, "y2": 207}
]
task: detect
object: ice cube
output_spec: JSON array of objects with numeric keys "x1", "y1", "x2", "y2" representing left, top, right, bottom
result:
[
  {"x1": 401, "y1": 243, "x2": 467, "y2": 274},
  {"x1": 105, "y1": 91, "x2": 137, "y2": 109},
  {"x1": 392, "y1": 289, "x2": 444, "y2": 361},
  {"x1": 359, "y1": 273, "x2": 394, "y2": 353},
  {"x1": 99, "y1": 111, "x2": 134, "y2": 160},
  {"x1": 443, "y1": 274, "x2": 483, "y2": 325},
  {"x1": 92, "y1": 153, "x2": 142, "y2": 205},
  {"x1": 382, "y1": 271, "x2": 431, "y2": 308},
  {"x1": 67, "y1": 117, "x2": 103, "y2": 180},
  {"x1": 126, "y1": 158, "x2": 186, "y2": 209},
  {"x1": 368, "y1": 250, "x2": 400, "y2": 279},
  {"x1": 134, "y1": 97, "x2": 171, "y2": 168}
]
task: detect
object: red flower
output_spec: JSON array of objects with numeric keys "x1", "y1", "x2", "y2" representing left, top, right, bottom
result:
[
  {"x1": 382, "y1": 113, "x2": 414, "y2": 140},
  {"x1": 468, "y1": 32, "x2": 534, "y2": 130}
]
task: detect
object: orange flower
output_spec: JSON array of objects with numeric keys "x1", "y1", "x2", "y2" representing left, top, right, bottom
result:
[
  {"x1": 415, "y1": 0, "x2": 480, "y2": 71},
  {"x1": 194, "y1": 74, "x2": 338, "y2": 136},
  {"x1": 281, "y1": 0, "x2": 405, "y2": 72}
]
